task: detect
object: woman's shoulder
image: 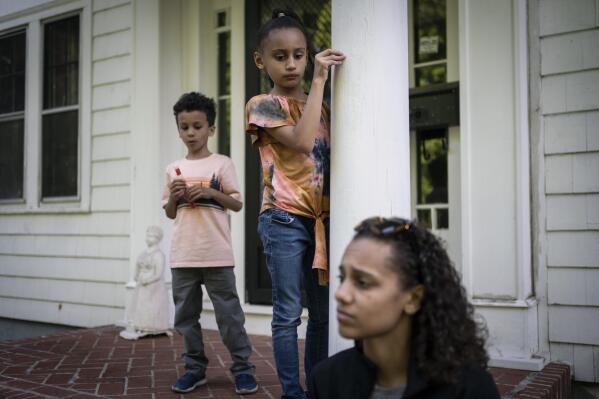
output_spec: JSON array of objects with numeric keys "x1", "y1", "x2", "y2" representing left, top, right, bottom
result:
[
  {"x1": 403, "y1": 365, "x2": 499, "y2": 399},
  {"x1": 457, "y1": 366, "x2": 500, "y2": 398},
  {"x1": 313, "y1": 347, "x2": 373, "y2": 377},
  {"x1": 309, "y1": 347, "x2": 376, "y2": 399}
]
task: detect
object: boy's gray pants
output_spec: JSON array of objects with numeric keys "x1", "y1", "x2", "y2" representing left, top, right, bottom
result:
[{"x1": 171, "y1": 267, "x2": 255, "y2": 377}]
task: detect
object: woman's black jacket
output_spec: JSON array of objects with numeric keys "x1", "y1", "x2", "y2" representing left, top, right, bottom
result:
[{"x1": 307, "y1": 346, "x2": 501, "y2": 399}]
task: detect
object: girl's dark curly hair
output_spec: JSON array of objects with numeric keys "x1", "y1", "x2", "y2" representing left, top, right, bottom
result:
[
  {"x1": 172, "y1": 91, "x2": 216, "y2": 127},
  {"x1": 353, "y1": 216, "x2": 489, "y2": 384}
]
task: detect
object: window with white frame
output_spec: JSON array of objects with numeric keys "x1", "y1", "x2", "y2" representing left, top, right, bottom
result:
[{"x1": 0, "y1": 10, "x2": 84, "y2": 208}]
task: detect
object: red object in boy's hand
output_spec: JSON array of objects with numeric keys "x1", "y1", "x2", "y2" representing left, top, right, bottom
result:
[{"x1": 174, "y1": 167, "x2": 195, "y2": 208}]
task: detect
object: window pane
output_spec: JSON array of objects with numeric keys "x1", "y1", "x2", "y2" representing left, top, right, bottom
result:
[
  {"x1": 0, "y1": 119, "x2": 24, "y2": 199},
  {"x1": 415, "y1": 63, "x2": 446, "y2": 87},
  {"x1": 0, "y1": 31, "x2": 26, "y2": 114},
  {"x1": 44, "y1": 15, "x2": 79, "y2": 109},
  {"x1": 436, "y1": 208, "x2": 449, "y2": 229},
  {"x1": 217, "y1": 11, "x2": 227, "y2": 28},
  {"x1": 417, "y1": 208, "x2": 431, "y2": 228},
  {"x1": 218, "y1": 31, "x2": 231, "y2": 96},
  {"x1": 414, "y1": 0, "x2": 446, "y2": 64},
  {"x1": 416, "y1": 129, "x2": 448, "y2": 204},
  {"x1": 218, "y1": 98, "x2": 231, "y2": 156},
  {"x1": 42, "y1": 110, "x2": 78, "y2": 198}
]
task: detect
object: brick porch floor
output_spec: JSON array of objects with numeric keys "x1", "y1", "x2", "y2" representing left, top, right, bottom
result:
[{"x1": 0, "y1": 326, "x2": 570, "y2": 398}]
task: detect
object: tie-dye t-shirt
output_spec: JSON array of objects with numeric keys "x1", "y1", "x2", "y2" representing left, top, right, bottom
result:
[{"x1": 245, "y1": 94, "x2": 330, "y2": 282}]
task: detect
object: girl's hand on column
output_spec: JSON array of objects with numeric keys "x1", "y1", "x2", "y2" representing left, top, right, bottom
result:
[{"x1": 313, "y1": 49, "x2": 345, "y2": 84}]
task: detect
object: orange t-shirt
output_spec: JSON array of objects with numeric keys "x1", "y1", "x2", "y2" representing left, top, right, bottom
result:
[
  {"x1": 162, "y1": 154, "x2": 241, "y2": 268},
  {"x1": 245, "y1": 94, "x2": 330, "y2": 283}
]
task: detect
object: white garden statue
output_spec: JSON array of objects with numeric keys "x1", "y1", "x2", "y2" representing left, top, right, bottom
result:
[{"x1": 120, "y1": 226, "x2": 172, "y2": 340}]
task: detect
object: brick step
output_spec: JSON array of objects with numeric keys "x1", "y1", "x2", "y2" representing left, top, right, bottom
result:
[{"x1": 491, "y1": 363, "x2": 571, "y2": 399}]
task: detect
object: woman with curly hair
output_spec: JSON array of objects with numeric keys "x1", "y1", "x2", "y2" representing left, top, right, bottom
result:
[{"x1": 308, "y1": 217, "x2": 500, "y2": 399}]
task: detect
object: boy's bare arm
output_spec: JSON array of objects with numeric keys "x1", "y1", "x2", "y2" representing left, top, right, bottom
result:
[
  {"x1": 164, "y1": 179, "x2": 186, "y2": 219},
  {"x1": 187, "y1": 185, "x2": 242, "y2": 212}
]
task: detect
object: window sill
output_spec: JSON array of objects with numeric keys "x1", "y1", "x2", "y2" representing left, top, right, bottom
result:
[{"x1": 0, "y1": 204, "x2": 91, "y2": 215}]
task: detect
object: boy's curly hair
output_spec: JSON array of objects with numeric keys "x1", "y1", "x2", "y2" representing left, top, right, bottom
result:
[
  {"x1": 172, "y1": 92, "x2": 216, "y2": 127},
  {"x1": 353, "y1": 217, "x2": 489, "y2": 384}
]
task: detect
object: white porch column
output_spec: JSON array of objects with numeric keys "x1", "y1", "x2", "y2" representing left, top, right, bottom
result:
[
  {"x1": 329, "y1": 0, "x2": 411, "y2": 354},
  {"x1": 130, "y1": 0, "x2": 162, "y2": 280}
]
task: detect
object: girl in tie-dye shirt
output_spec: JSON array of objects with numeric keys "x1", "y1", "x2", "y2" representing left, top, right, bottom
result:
[{"x1": 245, "y1": 9, "x2": 345, "y2": 399}]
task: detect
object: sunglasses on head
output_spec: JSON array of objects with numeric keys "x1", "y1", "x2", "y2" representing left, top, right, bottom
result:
[{"x1": 354, "y1": 217, "x2": 412, "y2": 236}]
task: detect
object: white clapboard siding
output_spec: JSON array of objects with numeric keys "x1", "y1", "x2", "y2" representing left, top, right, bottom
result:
[
  {"x1": 93, "y1": 55, "x2": 132, "y2": 85},
  {"x1": 93, "y1": 107, "x2": 130, "y2": 135},
  {"x1": 546, "y1": 194, "x2": 599, "y2": 230},
  {"x1": 91, "y1": 186, "x2": 131, "y2": 212},
  {"x1": 91, "y1": 159, "x2": 131, "y2": 186},
  {"x1": 545, "y1": 154, "x2": 573, "y2": 194},
  {"x1": 540, "y1": 3, "x2": 599, "y2": 381},
  {"x1": 572, "y1": 152, "x2": 599, "y2": 192},
  {"x1": 541, "y1": 70, "x2": 599, "y2": 115},
  {"x1": 92, "y1": 81, "x2": 131, "y2": 111},
  {"x1": 0, "y1": 255, "x2": 128, "y2": 283},
  {"x1": 92, "y1": 3, "x2": 132, "y2": 36},
  {"x1": 0, "y1": 297, "x2": 123, "y2": 328},
  {"x1": 549, "y1": 306, "x2": 599, "y2": 346},
  {"x1": 544, "y1": 111, "x2": 599, "y2": 155},
  {"x1": 93, "y1": 0, "x2": 130, "y2": 13},
  {"x1": 0, "y1": 277, "x2": 125, "y2": 308},
  {"x1": 547, "y1": 231, "x2": 599, "y2": 267},
  {"x1": 93, "y1": 29, "x2": 131, "y2": 61},
  {"x1": 0, "y1": 235, "x2": 129, "y2": 259},
  {"x1": 92, "y1": 133, "x2": 130, "y2": 161},
  {"x1": 539, "y1": 0, "x2": 597, "y2": 36},
  {"x1": 0, "y1": 212, "x2": 129, "y2": 236},
  {"x1": 548, "y1": 268, "x2": 599, "y2": 306},
  {"x1": 540, "y1": 29, "x2": 599, "y2": 75}
]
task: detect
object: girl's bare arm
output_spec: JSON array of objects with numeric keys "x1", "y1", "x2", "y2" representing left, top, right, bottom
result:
[{"x1": 265, "y1": 49, "x2": 345, "y2": 154}]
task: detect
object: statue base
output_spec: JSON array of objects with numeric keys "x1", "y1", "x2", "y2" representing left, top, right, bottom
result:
[{"x1": 119, "y1": 325, "x2": 172, "y2": 340}]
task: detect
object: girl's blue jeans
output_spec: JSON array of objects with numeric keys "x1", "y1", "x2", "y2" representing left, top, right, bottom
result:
[{"x1": 258, "y1": 208, "x2": 329, "y2": 399}]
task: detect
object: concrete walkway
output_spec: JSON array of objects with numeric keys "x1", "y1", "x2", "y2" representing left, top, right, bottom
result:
[{"x1": 0, "y1": 326, "x2": 569, "y2": 398}]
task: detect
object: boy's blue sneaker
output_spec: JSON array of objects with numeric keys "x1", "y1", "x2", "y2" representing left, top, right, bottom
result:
[
  {"x1": 234, "y1": 373, "x2": 259, "y2": 395},
  {"x1": 171, "y1": 371, "x2": 207, "y2": 393}
]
